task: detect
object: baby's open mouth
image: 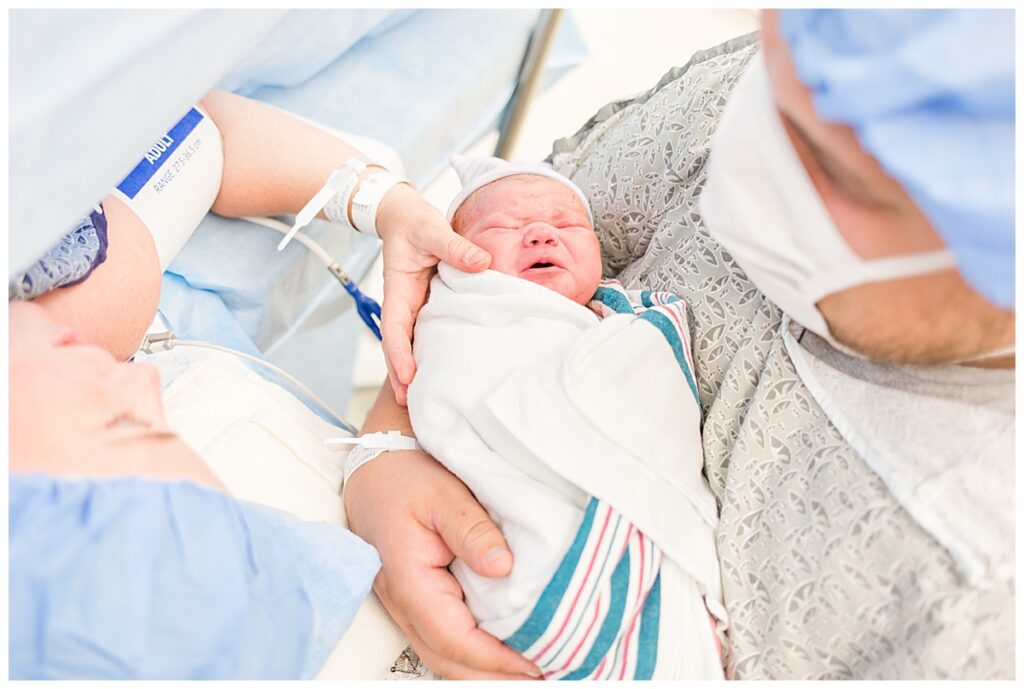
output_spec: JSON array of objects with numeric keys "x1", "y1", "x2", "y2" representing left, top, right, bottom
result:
[{"x1": 530, "y1": 262, "x2": 556, "y2": 269}]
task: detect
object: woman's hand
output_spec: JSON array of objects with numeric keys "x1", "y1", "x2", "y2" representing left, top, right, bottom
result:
[
  {"x1": 343, "y1": 448, "x2": 541, "y2": 680},
  {"x1": 375, "y1": 184, "x2": 490, "y2": 405}
]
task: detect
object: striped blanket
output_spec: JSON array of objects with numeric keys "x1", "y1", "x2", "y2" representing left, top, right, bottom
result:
[
  {"x1": 505, "y1": 499, "x2": 664, "y2": 679},
  {"x1": 408, "y1": 265, "x2": 725, "y2": 680}
]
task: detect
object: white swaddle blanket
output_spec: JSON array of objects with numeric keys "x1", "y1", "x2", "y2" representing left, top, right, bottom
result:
[{"x1": 408, "y1": 264, "x2": 726, "y2": 680}]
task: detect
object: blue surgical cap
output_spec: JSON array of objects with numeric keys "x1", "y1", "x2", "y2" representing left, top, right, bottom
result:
[{"x1": 779, "y1": 9, "x2": 1015, "y2": 308}]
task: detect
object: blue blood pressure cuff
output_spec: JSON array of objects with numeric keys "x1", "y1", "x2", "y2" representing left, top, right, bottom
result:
[{"x1": 9, "y1": 205, "x2": 109, "y2": 301}]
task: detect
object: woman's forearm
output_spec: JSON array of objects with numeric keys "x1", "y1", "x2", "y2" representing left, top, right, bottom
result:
[{"x1": 200, "y1": 88, "x2": 382, "y2": 219}]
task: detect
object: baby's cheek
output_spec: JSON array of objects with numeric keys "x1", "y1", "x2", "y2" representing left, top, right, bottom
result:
[
  {"x1": 477, "y1": 240, "x2": 518, "y2": 276},
  {"x1": 583, "y1": 240, "x2": 605, "y2": 283},
  {"x1": 568, "y1": 261, "x2": 602, "y2": 304}
]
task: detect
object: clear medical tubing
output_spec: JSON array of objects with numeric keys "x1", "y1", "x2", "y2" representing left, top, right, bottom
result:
[{"x1": 139, "y1": 332, "x2": 358, "y2": 435}]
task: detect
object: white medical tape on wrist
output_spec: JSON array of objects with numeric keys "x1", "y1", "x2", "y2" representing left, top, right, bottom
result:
[
  {"x1": 111, "y1": 105, "x2": 224, "y2": 270},
  {"x1": 277, "y1": 156, "x2": 366, "y2": 251},
  {"x1": 328, "y1": 431, "x2": 422, "y2": 485},
  {"x1": 350, "y1": 171, "x2": 411, "y2": 238}
]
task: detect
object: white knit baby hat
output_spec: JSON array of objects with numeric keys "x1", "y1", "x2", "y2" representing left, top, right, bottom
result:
[{"x1": 445, "y1": 155, "x2": 593, "y2": 224}]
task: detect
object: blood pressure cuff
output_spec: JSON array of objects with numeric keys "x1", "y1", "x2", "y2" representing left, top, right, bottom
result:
[
  {"x1": 9, "y1": 473, "x2": 380, "y2": 680},
  {"x1": 8, "y1": 206, "x2": 109, "y2": 301}
]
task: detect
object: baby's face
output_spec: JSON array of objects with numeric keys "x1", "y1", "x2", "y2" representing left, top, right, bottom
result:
[{"x1": 453, "y1": 175, "x2": 601, "y2": 304}]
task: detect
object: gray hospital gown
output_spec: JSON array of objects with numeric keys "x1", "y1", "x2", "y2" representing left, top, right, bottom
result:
[{"x1": 547, "y1": 32, "x2": 1014, "y2": 679}]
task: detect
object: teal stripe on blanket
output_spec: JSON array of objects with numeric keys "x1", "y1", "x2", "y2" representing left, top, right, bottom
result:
[
  {"x1": 635, "y1": 573, "x2": 661, "y2": 679},
  {"x1": 638, "y1": 310, "x2": 699, "y2": 405},
  {"x1": 641, "y1": 290, "x2": 679, "y2": 308},
  {"x1": 544, "y1": 515, "x2": 626, "y2": 664},
  {"x1": 505, "y1": 499, "x2": 599, "y2": 653},
  {"x1": 592, "y1": 286, "x2": 635, "y2": 314},
  {"x1": 561, "y1": 547, "x2": 631, "y2": 680}
]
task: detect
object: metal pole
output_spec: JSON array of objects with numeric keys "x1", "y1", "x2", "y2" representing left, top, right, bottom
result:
[{"x1": 494, "y1": 9, "x2": 565, "y2": 159}]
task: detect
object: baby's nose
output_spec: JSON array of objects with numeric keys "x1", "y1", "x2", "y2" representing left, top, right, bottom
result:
[{"x1": 522, "y1": 222, "x2": 559, "y2": 246}]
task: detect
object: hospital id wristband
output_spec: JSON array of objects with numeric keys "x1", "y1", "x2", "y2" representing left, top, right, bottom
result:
[
  {"x1": 322, "y1": 173, "x2": 361, "y2": 230},
  {"x1": 350, "y1": 171, "x2": 413, "y2": 238},
  {"x1": 277, "y1": 157, "x2": 366, "y2": 250},
  {"x1": 342, "y1": 445, "x2": 388, "y2": 485},
  {"x1": 329, "y1": 431, "x2": 423, "y2": 485}
]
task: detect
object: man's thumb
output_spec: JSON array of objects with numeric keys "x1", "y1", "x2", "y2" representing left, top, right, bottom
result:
[{"x1": 432, "y1": 496, "x2": 512, "y2": 578}]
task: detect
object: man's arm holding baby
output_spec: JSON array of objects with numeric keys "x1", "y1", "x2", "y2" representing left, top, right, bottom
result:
[{"x1": 343, "y1": 381, "x2": 540, "y2": 680}]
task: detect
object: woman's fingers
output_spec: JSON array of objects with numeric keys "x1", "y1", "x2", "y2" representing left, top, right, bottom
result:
[
  {"x1": 426, "y1": 229, "x2": 491, "y2": 273},
  {"x1": 379, "y1": 267, "x2": 426, "y2": 403},
  {"x1": 375, "y1": 187, "x2": 491, "y2": 396},
  {"x1": 379, "y1": 318, "x2": 413, "y2": 406}
]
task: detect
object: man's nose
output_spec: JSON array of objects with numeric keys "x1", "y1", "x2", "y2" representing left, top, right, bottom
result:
[{"x1": 522, "y1": 222, "x2": 559, "y2": 247}]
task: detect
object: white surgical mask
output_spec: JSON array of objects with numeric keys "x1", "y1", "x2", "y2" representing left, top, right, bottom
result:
[{"x1": 699, "y1": 51, "x2": 959, "y2": 357}]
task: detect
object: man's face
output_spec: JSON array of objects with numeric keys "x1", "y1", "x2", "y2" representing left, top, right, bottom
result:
[
  {"x1": 453, "y1": 176, "x2": 602, "y2": 305},
  {"x1": 760, "y1": 10, "x2": 1014, "y2": 364}
]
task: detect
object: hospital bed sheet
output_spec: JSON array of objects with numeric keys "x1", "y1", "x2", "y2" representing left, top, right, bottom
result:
[
  {"x1": 244, "y1": 9, "x2": 588, "y2": 187},
  {"x1": 217, "y1": 10, "x2": 415, "y2": 97}
]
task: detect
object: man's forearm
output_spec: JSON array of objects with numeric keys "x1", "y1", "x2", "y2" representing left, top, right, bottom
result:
[{"x1": 360, "y1": 379, "x2": 414, "y2": 435}]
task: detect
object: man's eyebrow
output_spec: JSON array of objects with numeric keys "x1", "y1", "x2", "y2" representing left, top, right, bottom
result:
[{"x1": 780, "y1": 111, "x2": 888, "y2": 208}]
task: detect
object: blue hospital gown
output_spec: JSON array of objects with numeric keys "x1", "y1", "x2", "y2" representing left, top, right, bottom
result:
[{"x1": 9, "y1": 473, "x2": 380, "y2": 679}]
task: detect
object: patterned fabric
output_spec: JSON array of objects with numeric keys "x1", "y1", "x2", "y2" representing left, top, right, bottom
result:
[
  {"x1": 9, "y1": 206, "x2": 109, "y2": 300},
  {"x1": 498, "y1": 279, "x2": 711, "y2": 680},
  {"x1": 548, "y1": 31, "x2": 1013, "y2": 679},
  {"x1": 505, "y1": 498, "x2": 663, "y2": 680}
]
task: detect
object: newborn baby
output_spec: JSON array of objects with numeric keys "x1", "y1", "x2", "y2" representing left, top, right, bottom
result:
[{"x1": 406, "y1": 156, "x2": 726, "y2": 680}]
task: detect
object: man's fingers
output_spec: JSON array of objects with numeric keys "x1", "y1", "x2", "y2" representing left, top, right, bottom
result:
[
  {"x1": 405, "y1": 624, "x2": 539, "y2": 680},
  {"x1": 428, "y1": 486, "x2": 513, "y2": 579},
  {"x1": 387, "y1": 564, "x2": 540, "y2": 678},
  {"x1": 415, "y1": 599, "x2": 539, "y2": 678}
]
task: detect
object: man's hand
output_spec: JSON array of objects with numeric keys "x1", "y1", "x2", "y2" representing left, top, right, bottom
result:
[
  {"x1": 343, "y1": 449, "x2": 541, "y2": 680},
  {"x1": 375, "y1": 184, "x2": 490, "y2": 405}
]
